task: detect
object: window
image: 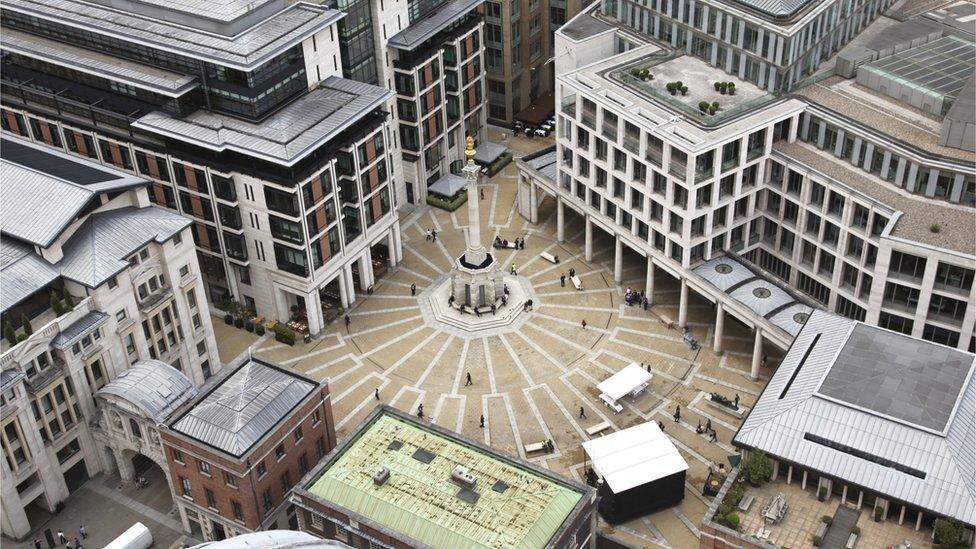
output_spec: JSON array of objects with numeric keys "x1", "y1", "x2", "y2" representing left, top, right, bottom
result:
[
  {"x1": 275, "y1": 444, "x2": 286, "y2": 460},
  {"x1": 180, "y1": 476, "x2": 192, "y2": 498},
  {"x1": 256, "y1": 461, "x2": 267, "y2": 477},
  {"x1": 107, "y1": 276, "x2": 118, "y2": 289},
  {"x1": 197, "y1": 341, "x2": 207, "y2": 357},
  {"x1": 262, "y1": 490, "x2": 273, "y2": 513},
  {"x1": 294, "y1": 427, "x2": 304, "y2": 443},
  {"x1": 232, "y1": 500, "x2": 245, "y2": 522},
  {"x1": 888, "y1": 251, "x2": 926, "y2": 282},
  {"x1": 116, "y1": 310, "x2": 127, "y2": 322},
  {"x1": 172, "y1": 449, "x2": 185, "y2": 464},
  {"x1": 279, "y1": 472, "x2": 290, "y2": 495},
  {"x1": 299, "y1": 453, "x2": 310, "y2": 475},
  {"x1": 315, "y1": 437, "x2": 327, "y2": 459},
  {"x1": 312, "y1": 410, "x2": 322, "y2": 425},
  {"x1": 205, "y1": 488, "x2": 217, "y2": 509},
  {"x1": 225, "y1": 472, "x2": 238, "y2": 488},
  {"x1": 198, "y1": 460, "x2": 211, "y2": 475}
]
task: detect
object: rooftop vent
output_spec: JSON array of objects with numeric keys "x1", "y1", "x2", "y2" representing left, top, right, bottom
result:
[
  {"x1": 388, "y1": 440, "x2": 403, "y2": 451},
  {"x1": 373, "y1": 467, "x2": 390, "y2": 486},
  {"x1": 412, "y1": 448, "x2": 436, "y2": 464},
  {"x1": 457, "y1": 487, "x2": 480, "y2": 504},
  {"x1": 451, "y1": 466, "x2": 477, "y2": 488},
  {"x1": 491, "y1": 480, "x2": 509, "y2": 493}
]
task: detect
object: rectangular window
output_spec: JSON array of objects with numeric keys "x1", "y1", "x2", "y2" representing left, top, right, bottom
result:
[
  {"x1": 180, "y1": 476, "x2": 192, "y2": 498},
  {"x1": 225, "y1": 472, "x2": 238, "y2": 488},
  {"x1": 256, "y1": 461, "x2": 267, "y2": 477},
  {"x1": 205, "y1": 488, "x2": 217, "y2": 509},
  {"x1": 232, "y1": 501, "x2": 245, "y2": 522},
  {"x1": 275, "y1": 444, "x2": 286, "y2": 460},
  {"x1": 198, "y1": 460, "x2": 211, "y2": 475},
  {"x1": 294, "y1": 427, "x2": 303, "y2": 443}
]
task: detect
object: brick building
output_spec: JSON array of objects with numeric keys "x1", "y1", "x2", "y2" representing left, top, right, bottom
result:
[
  {"x1": 160, "y1": 356, "x2": 336, "y2": 542},
  {"x1": 291, "y1": 406, "x2": 598, "y2": 548}
]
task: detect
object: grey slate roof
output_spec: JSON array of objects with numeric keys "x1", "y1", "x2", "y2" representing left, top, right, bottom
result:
[
  {"x1": 171, "y1": 358, "x2": 317, "y2": 457},
  {"x1": 1, "y1": 137, "x2": 147, "y2": 247},
  {"x1": 735, "y1": 310, "x2": 976, "y2": 526},
  {"x1": 388, "y1": 0, "x2": 482, "y2": 50},
  {"x1": 51, "y1": 311, "x2": 110, "y2": 351},
  {"x1": 133, "y1": 77, "x2": 392, "y2": 166},
  {"x1": 427, "y1": 173, "x2": 468, "y2": 197},
  {"x1": 692, "y1": 256, "x2": 813, "y2": 336},
  {"x1": 96, "y1": 360, "x2": 198, "y2": 423},
  {"x1": 720, "y1": 0, "x2": 816, "y2": 19},
  {"x1": 1, "y1": 29, "x2": 199, "y2": 97},
  {"x1": 58, "y1": 206, "x2": 191, "y2": 287},
  {"x1": 0, "y1": 238, "x2": 59, "y2": 313},
  {"x1": 0, "y1": 161, "x2": 96, "y2": 247},
  {"x1": 1, "y1": 368, "x2": 26, "y2": 392},
  {"x1": 3, "y1": 0, "x2": 343, "y2": 70},
  {"x1": 520, "y1": 146, "x2": 558, "y2": 184}
]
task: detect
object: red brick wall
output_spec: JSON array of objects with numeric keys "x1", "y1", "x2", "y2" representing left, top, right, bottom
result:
[{"x1": 162, "y1": 388, "x2": 337, "y2": 531}]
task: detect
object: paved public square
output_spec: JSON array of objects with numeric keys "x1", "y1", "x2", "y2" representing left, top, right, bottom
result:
[{"x1": 217, "y1": 133, "x2": 784, "y2": 548}]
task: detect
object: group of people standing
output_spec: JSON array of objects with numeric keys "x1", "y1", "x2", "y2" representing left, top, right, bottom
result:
[{"x1": 624, "y1": 287, "x2": 649, "y2": 309}]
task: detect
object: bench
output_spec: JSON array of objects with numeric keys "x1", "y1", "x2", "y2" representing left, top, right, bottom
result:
[
  {"x1": 524, "y1": 441, "x2": 547, "y2": 453},
  {"x1": 845, "y1": 533, "x2": 857, "y2": 549},
  {"x1": 738, "y1": 493, "x2": 755, "y2": 512},
  {"x1": 585, "y1": 421, "x2": 612, "y2": 436},
  {"x1": 571, "y1": 275, "x2": 583, "y2": 291},
  {"x1": 540, "y1": 251, "x2": 559, "y2": 264},
  {"x1": 815, "y1": 522, "x2": 828, "y2": 540},
  {"x1": 659, "y1": 315, "x2": 674, "y2": 329}
]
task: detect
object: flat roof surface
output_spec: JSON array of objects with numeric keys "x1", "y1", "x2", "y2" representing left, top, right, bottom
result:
[
  {"x1": 134, "y1": 77, "x2": 391, "y2": 166},
  {"x1": 860, "y1": 35, "x2": 974, "y2": 100},
  {"x1": 306, "y1": 410, "x2": 585, "y2": 549},
  {"x1": 388, "y1": 0, "x2": 481, "y2": 50},
  {"x1": 558, "y1": 10, "x2": 613, "y2": 41},
  {"x1": 818, "y1": 324, "x2": 973, "y2": 432},
  {"x1": 581, "y1": 421, "x2": 688, "y2": 493},
  {"x1": 735, "y1": 310, "x2": 976, "y2": 525},
  {"x1": 773, "y1": 141, "x2": 976, "y2": 255},
  {"x1": 1, "y1": 29, "x2": 198, "y2": 97},
  {"x1": 3, "y1": 0, "x2": 342, "y2": 70},
  {"x1": 519, "y1": 146, "x2": 558, "y2": 183},
  {"x1": 171, "y1": 358, "x2": 317, "y2": 457},
  {"x1": 597, "y1": 363, "x2": 652, "y2": 402},
  {"x1": 427, "y1": 173, "x2": 467, "y2": 197}
]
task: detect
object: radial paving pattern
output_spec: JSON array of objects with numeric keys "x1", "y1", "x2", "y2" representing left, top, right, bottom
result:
[{"x1": 247, "y1": 137, "x2": 782, "y2": 548}]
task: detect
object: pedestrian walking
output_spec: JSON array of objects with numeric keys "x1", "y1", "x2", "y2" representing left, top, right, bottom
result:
[
  {"x1": 647, "y1": 363, "x2": 651, "y2": 372},
  {"x1": 431, "y1": 230, "x2": 438, "y2": 242},
  {"x1": 706, "y1": 418, "x2": 712, "y2": 432},
  {"x1": 425, "y1": 228, "x2": 431, "y2": 241},
  {"x1": 581, "y1": 319, "x2": 587, "y2": 329},
  {"x1": 79, "y1": 525, "x2": 88, "y2": 539},
  {"x1": 658, "y1": 421, "x2": 665, "y2": 432},
  {"x1": 579, "y1": 406, "x2": 586, "y2": 419},
  {"x1": 58, "y1": 531, "x2": 67, "y2": 545},
  {"x1": 761, "y1": 354, "x2": 768, "y2": 368},
  {"x1": 33, "y1": 539, "x2": 41, "y2": 549},
  {"x1": 510, "y1": 263, "x2": 517, "y2": 275},
  {"x1": 710, "y1": 430, "x2": 718, "y2": 442},
  {"x1": 410, "y1": 283, "x2": 417, "y2": 296},
  {"x1": 375, "y1": 388, "x2": 380, "y2": 400},
  {"x1": 734, "y1": 393, "x2": 740, "y2": 408},
  {"x1": 480, "y1": 188, "x2": 484, "y2": 200},
  {"x1": 560, "y1": 273, "x2": 566, "y2": 287},
  {"x1": 479, "y1": 415, "x2": 485, "y2": 428},
  {"x1": 569, "y1": 268, "x2": 575, "y2": 277},
  {"x1": 344, "y1": 314, "x2": 351, "y2": 329},
  {"x1": 673, "y1": 405, "x2": 681, "y2": 422},
  {"x1": 465, "y1": 372, "x2": 472, "y2": 386},
  {"x1": 418, "y1": 409, "x2": 424, "y2": 419}
]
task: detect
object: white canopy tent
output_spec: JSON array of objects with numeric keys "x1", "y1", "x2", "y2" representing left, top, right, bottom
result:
[
  {"x1": 597, "y1": 363, "x2": 652, "y2": 411},
  {"x1": 582, "y1": 421, "x2": 688, "y2": 493}
]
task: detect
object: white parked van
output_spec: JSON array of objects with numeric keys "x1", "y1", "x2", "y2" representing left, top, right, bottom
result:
[{"x1": 104, "y1": 522, "x2": 153, "y2": 549}]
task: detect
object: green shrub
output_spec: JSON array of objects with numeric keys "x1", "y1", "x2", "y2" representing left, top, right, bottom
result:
[
  {"x1": 714, "y1": 82, "x2": 722, "y2": 91},
  {"x1": 711, "y1": 101, "x2": 720, "y2": 109},
  {"x1": 427, "y1": 191, "x2": 468, "y2": 212},
  {"x1": 234, "y1": 317, "x2": 244, "y2": 329},
  {"x1": 484, "y1": 152, "x2": 513, "y2": 177},
  {"x1": 717, "y1": 503, "x2": 732, "y2": 518},
  {"x1": 245, "y1": 321, "x2": 254, "y2": 332},
  {"x1": 275, "y1": 325, "x2": 297, "y2": 345},
  {"x1": 20, "y1": 314, "x2": 32, "y2": 337},
  {"x1": 680, "y1": 85, "x2": 688, "y2": 95},
  {"x1": 728, "y1": 82, "x2": 736, "y2": 95},
  {"x1": 745, "y1": 451, "x2": 773, "y2": 485},
  {"x1": 63, "y1": 292, "x2": 75, "y2": 309},
  {"x1": 812, "y1": 535, "x2": 822, "y2": 547},
  {"x1": 224, "y1": 314, "x2": 233, "y2": 325},
  {"x1": 699, "y1": 101, "x2": 710, "y2": 112},
  {"x1": 16, "y1": 333, "x2": 28, "y2": 343},
  {"x1": 934, "y1": 518, "x2": 967, "y2": 548},
  {"x1": 630, "y1": 68, "x2": 642, "y2": 77},
  {"x1": 51, "y1": 291, "x2": 65, "y2": 315},
  {"x1": 724, "y1": 513, "x2": 740, "y2": 529},
  {"x1": 4, "y1": 320, "x2": 16, "y2": 346},
  {"x1": 725, "y1": 482, "x2": 745, "y2": 506},
  {"x1": 821, "y1": 515, "x2": 832, "y2": 525},
  {"x1": 930, "y1": 223, "x2": 942, "y2": 233},
  {"x1": 255, "y1": 324, "x2": 266, "y2": 336},
  {"x1": 851, "y1": 526, "x2": 860, "y2": 536}
]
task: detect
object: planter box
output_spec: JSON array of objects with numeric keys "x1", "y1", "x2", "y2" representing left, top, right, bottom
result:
[
  {"x1": 276, "y1": 334, "x2": 295, "y2": 346},
  {"x1": 705, "y1": 394, "x2": 745, "y2": 418}
]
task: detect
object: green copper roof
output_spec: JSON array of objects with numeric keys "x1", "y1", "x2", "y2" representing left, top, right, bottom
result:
[{"x1": 308, "y1": 414, "x2": 583, "y2": 548}]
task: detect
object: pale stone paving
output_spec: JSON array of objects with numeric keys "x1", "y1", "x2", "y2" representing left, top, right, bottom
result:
[{"x1": 239, "y1": 135, "x2": 783, "y2": 548}]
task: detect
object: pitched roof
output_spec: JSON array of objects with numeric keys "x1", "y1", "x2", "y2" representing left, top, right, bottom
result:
[
  {"x1": 170, "y1": 358, "x2": 317, "y2": 457},
  {"x1": 735, "y1": 310, "x2": 976, "y2": 525},
  {"x1": 0, "y1": 238, "x2": 59, "y2": 313},
  {"x1": 96, "y1": 360, "x2": 198, "y2": 423}
]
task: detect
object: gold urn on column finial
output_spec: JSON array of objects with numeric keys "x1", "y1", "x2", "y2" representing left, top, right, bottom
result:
[{"x1": 465, "y1": 136, "x2": 476, "y2": 160}]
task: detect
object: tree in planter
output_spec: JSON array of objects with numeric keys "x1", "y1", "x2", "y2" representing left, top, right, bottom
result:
[
  {"x1": 933, "y1": 518, "x2": 967, "y2": 548},
  {"x1": 812, "y1": 535, "x2": 822, "y2": 547},
  {"x1": 20, "y1": 314, "x2": 33, "y2": 337},
  {"x1": 245, "y1": 321, "x2": 254, "y2": 333},
  {"x1": 727, "y1": 82, "x2": 736, "y2": 95},
  {"x1": 744, "y1": 451, "x2": 773, "y2": 485},
  {"x1": 818, "y1": 487, "x2": 828, "y2": 501},
  {"x1": 255, "y1": 324, "x2": 266, "y2": 336},
  {"x1": 4, "y1": 320, "x2": 16, "y2": 346},
  {"x1": 680, "y1": 85, "x2": 688, "y2": 95},
  {"x1": 873, "y1": 506, "x2": 884, "y2": 522},
  {"x1": 50, "y1": 291, "x2": 65, "y2": 315},
  {"x1": 821, "y1": 515, "x2": 832, "y2": 525},
  {"x1": 224, "y1": 314, "x2": 234, "y2": 325},
  {"x1": 719, "y1": 82, "x2": 728, "y2": 94},
  {"x1": 630, "y1": 68, "x2": 642, "y2": 78},
  {"x1": 699, "y1": 101, "x2": 710, "y2": 113},
  {"x1": 234, "y1": 317, "x2": 245, "y2": 329},
  {"x1": 714, "y1": 82, "x2": 723, "y2": 91},
  {"x1": 666, "y1": 82, "x2": 677, "y2": 95},
  {"x1": 641, "y1": 69, "x2": 653, "y2": 81}
]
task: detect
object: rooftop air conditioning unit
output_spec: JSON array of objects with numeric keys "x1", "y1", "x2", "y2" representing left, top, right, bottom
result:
[
  {"x1": 373, "y1": 467, "x2": 390, "y2": 486},
  {"x1": 451, "y1": 466, "x2": 476, "y2": 488}
]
